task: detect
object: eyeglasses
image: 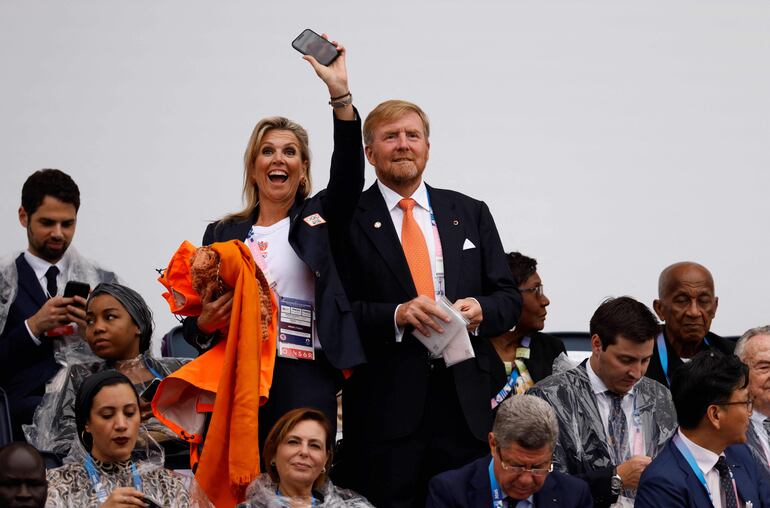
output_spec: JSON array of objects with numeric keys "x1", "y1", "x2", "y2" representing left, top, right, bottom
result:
[
  {"x1": 495, "y1": 447, "x2": 553, "y2": 477},
  {"x1": 718, "y1": 397, "x2": 754, "y2": 412},
  {"x1": 519, "y1": 284, "x2": 544, "y2": 297}
]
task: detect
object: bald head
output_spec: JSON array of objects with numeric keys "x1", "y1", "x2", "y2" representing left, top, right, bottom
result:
[
  {"x1": 657, "y1": 262, "x2": 715, "y2": 299},
  {"x1": 653, "y1": 261, "x2": 718, "y2": 348},
  {"x1": 0, "y1": 443, "x2": 47, "y2": 508}
]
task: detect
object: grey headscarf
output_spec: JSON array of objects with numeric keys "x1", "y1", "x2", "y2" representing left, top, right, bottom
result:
[{"x1": 88, "y1": 283, "x2": 154, "y2": 352}]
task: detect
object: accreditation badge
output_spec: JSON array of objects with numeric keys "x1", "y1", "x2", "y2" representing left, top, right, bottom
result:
[{"x1": 277, "y1": 296, "x2": 315, "y2": 360}]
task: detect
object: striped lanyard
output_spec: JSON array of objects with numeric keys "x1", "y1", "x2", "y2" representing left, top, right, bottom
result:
[
  {"x1": 424, "y1": 192, "x2": 445, "y2": 297},
  {"x1": 491, "y1": 337, "x2": 532, "y2": 410}
]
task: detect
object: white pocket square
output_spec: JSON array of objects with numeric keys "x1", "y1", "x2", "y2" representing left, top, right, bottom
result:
[{"x1": 462, "y1": 239, "x2": 476, "y2": 250}]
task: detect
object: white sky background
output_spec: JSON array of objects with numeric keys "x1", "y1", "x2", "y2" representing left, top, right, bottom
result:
[{"x1": 1, "y1": 0, "x2": 768, "y2": 354}]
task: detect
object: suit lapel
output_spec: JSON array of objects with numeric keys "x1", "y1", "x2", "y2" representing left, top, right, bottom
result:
[
  {"x1": 427, "y1": 186, "x2": 463, "y2": 300},
  {"x1": 469, "y1": 458, "x2": 494, "y2": 507},
  {"x1": 669, "y1": 439, "x2": 712, "y2": 505},
  {"x1": 356, "y1": 184, "x2": 415, "y2": 297},
  {"x1": 532, "y1": 475, "x2": 560, "y2": 507},
  {"x1": 726, "y1": 447, "x2": 753, "y2": 504},
  {"x1": 15, "y1": 254, "x2": 47, "y2": 307}
]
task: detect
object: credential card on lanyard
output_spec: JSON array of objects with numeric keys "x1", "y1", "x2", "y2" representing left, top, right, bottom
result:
[{"x1": 278, "y1": 296, "x2": 315, "y2": 360}]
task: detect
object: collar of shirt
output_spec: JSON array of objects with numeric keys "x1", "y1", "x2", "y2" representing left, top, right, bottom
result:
[
  {"x1": 511, "y1": 495, "x2": 534, "y2": 508},
  {"x1": 751, "y1": 408, "x2": 770, "y2": 427},
  {"x1": 24, "y1": 250, "x2": 68, "y2": 286},
  {"x1": 677, "y1": 428, "x2": 721, "y2": 476},
  {"x1": 377, "y1": 178, "x2": 430, "y2": 213}
]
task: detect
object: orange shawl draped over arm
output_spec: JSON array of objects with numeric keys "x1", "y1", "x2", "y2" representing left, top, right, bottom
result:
[{"x1": 154, "y1": 240, "x2": 277, "y2": 507}]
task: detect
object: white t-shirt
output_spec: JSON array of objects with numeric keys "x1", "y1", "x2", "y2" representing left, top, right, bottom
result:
[{"x1": 246, "y1": 218, "x2": 320, "y2": 350}]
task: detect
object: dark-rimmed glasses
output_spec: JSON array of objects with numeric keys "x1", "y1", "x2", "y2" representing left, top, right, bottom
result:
[{"x1": 718, "y1": 396, "x2": 754, "y2": 412}]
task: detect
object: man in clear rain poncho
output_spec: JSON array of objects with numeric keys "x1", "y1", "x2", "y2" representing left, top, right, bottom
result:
[
  {"x1": 528, "y1": 296, "x2": 677, "y2": 508},
  {"x1": 0, "y1": 169, "x2": 117, "y2": 442}
]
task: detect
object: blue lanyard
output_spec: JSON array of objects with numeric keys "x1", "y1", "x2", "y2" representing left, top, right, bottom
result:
[
  {"x1": 672, "y1": 433, "x2": 714, "y2": 504},
  {"x1": 143, "y1": 358, "x2": 163, "y2": 379},
  {"x1": 84, "y1": 455, "x2": 142, "y2": 503},
  {"x1": 489, "y1": 459, "x2": 506, "y2": 508},
  {"x1": 657, "y1": 333, "x2": 710, "y2": 387},
  {"x1": 491, "y1": 337, "x2": 531, "y2": 410}
]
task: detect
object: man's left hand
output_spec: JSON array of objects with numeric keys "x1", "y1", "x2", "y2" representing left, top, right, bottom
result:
[{"x1": 453, "y1": 298, "x2": 483, "y2": 331}]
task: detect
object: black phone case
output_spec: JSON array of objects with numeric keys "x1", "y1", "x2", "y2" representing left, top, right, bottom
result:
[{"x1": 291, "y1": 28, "x2": 339, "y2": 66}]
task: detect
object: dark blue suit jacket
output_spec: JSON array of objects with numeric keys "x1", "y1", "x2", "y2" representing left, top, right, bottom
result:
[
  {"x1": 335, "y1": 183, "x2": 520, "y2": 443},
  {"x1": 426, "y1": 456, "x2": 593, "y2": 508},
  {"x1": 636, "y1": 438, "x2": 770, "y2": 507},
  {"x1": 0, "y1": 255, "x2": 60, "y2": 424}
]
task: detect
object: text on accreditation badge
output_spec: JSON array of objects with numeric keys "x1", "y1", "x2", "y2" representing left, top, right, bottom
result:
[{"x1": 277, "y1": 296, "x2": 315, "y2": 360}]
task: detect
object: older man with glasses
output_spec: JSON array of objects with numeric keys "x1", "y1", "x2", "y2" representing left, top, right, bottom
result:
[
  {"x1": 735, "y1": 325, "x2": 770, "y2": 474},
  {"x1": 426, "y1": 394, "x2": 592, "y2": 508}
]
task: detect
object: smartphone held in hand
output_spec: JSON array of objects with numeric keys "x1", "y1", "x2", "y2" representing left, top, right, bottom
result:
[{"x1": 292, "y1": 29, "x2": 339, "y2": 66}]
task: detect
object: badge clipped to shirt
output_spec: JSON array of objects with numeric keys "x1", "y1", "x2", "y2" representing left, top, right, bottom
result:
[{"x1": 277, "y1": 296, "x2": 315, "y2": 360}]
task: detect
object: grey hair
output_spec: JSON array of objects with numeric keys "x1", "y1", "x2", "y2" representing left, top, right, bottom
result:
[
  {"x1": 492, "y1": 394, "x2": 558, "y2": 450},
  {"x1": 735, "y1": 325, "x2": 770, "y2": 360}
]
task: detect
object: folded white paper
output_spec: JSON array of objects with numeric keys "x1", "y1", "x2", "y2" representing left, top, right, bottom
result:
[{"x1": 413, "y1": 296, "x2": 475, "y2": 366}]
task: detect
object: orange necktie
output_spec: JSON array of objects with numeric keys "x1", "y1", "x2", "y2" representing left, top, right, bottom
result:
[{"x1": 398, "y1": 198, "x2": 435, "y2": 299}]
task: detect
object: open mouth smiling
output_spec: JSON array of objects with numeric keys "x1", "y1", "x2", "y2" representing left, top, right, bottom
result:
[{"x1": 268, "y1": 170, "x2": 289, "y2": 183}]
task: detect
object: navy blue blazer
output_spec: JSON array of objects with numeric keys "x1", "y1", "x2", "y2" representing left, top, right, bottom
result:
[
  {"x1": 636, "y1": 439, "x2": 770, "y2": 507},
  {"x1": 426, "y1": 456, "x2": 593, "y2": 508},
  {"x1": 183, "y1": 112, "x2": 366, "y2": 371},
  {"x1": 0, "y1": 255, "x2": 60, "y2": 408}
]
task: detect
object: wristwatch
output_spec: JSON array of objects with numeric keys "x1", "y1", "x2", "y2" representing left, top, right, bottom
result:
[{"x1": 611, "y1": 469, "x2": 623, "y2": 495}]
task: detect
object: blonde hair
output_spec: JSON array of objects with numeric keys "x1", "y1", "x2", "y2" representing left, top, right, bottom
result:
[
  {"x1": 363, "y1": 99, "x2": 430, "y2": 146},
  {"x1": 224, "y1": 116, "x2": 312, "y2": 222}
]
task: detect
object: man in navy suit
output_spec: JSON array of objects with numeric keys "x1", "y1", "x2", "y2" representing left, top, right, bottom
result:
[
  {"x1": 427, "y1": 394, "x2": 592, "y2": 508},
  {"x1": 0, "y1": 169, "x2": 116, "y2": 441},
  {"x1": 334, "y1": 100, "x2": 520, "y2": 508},
  {"x1": 636, "y1": 351, "x2": 770, "y2": 507}
]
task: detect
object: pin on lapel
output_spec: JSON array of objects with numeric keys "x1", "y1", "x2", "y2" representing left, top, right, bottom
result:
[
  {"x1": 303, "y1": 213, "x2": 326, "y2": 227},
  {"x1": 374, "y1": 221, "x2": 382, "y2": 229},
  {"x1": 452, "y1": 219, "x2": 459, "y2": 226}
]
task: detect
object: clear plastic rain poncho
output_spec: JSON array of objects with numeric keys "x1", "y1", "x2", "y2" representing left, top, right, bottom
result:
[
  {"x1": 527, "y1": 353, "x2": 678, "y2": 496},
  {"x1": 0, "y1": 249, "x2": 118, "y2": 367},
  {"x1": 45, "y1": 423, "x2": 212, "y2": 507},
  {"x1": 236, "y1": 474, "x2": 375, "y2": 508},
  {"x1": 24, "y1": 353, "x2": 188, "y2": 462}
]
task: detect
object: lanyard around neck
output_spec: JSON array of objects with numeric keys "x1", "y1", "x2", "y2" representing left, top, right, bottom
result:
[
  {"x1": 489, "y1": 458, "x2": 507, "y2": 508},
  {"x1": 84, "y1": 455, "x2": 141, "y2": 503},
  {"x1": 657, "y1": 332, "x2": 710, "y2": 387},
  {"x1": 423, "y1": 191, "x2": 445, "y2": 297},
  {"x1": 672, "y1": 433, "x2": 716, "y2": 504},
  {"x1": 491, "y1": 336, "x2": 531, "y2": 410}
]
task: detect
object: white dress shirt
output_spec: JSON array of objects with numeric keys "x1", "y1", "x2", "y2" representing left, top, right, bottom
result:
[
  {"x1": 378, "y1": 179, "x2": 440, "y2": 342},
  {"x1": 586, "y1": 360, "x2": 645, "y2": 458},
  {"x1": 750, "y1": 410, "x2": 770, "y2": 466},
  {"x1": 677, "y1": 430, "x2": 744, "y2": 508},
  {"x1": 23, "y1": 251, "x2": 68, "y2": 344}
]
